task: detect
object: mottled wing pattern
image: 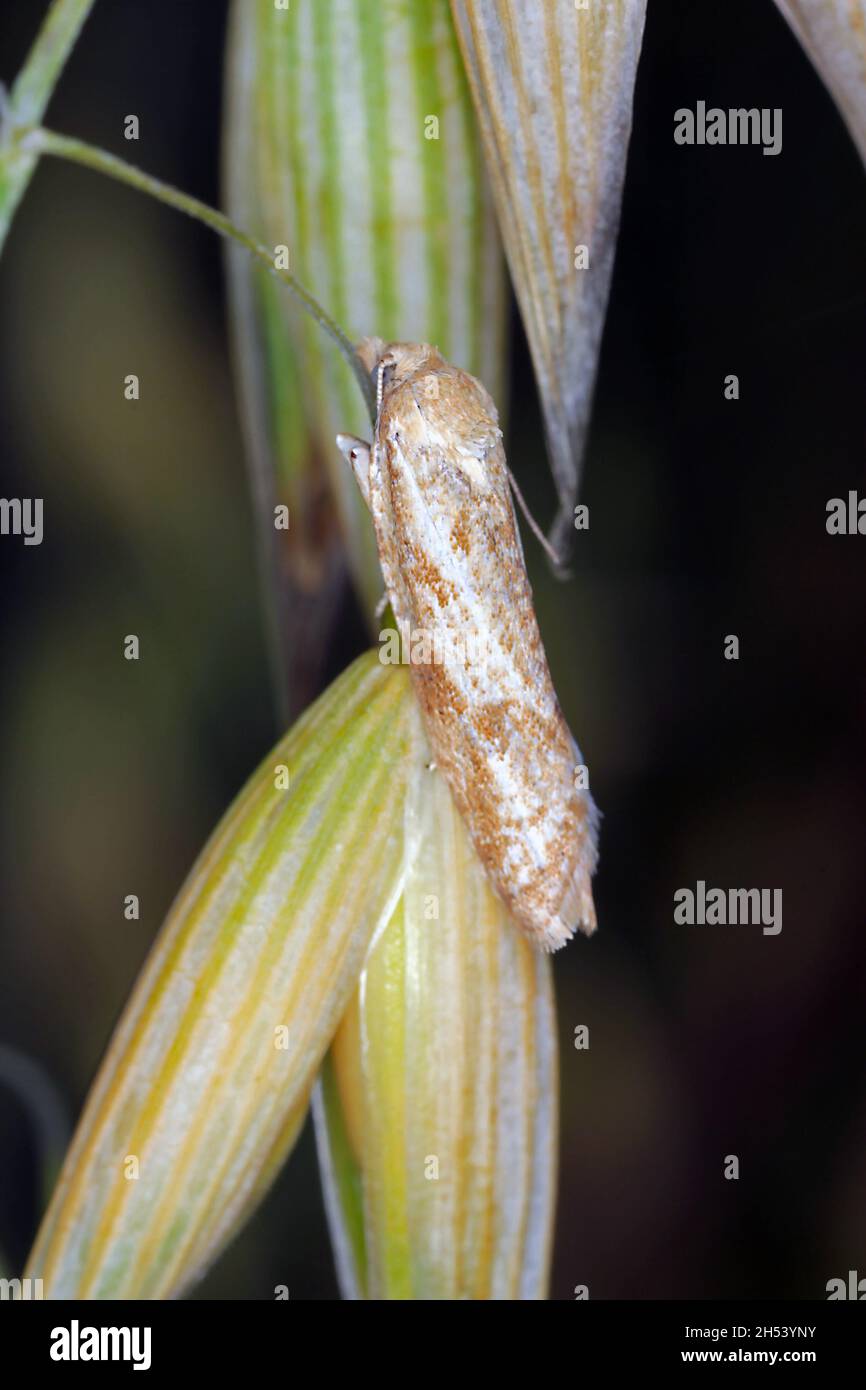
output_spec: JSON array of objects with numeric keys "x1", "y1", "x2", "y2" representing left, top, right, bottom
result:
[{"x1": 353, "y1": 341, "x2": 597, "y2": 951}]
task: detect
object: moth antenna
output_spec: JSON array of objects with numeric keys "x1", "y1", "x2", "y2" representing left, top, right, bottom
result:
[
  {"x1": 376, "y1": 361, "x2": 386, "y2": 414},
  {"x1": 505, "y1": 464, "x2": 563, "y2": 569}
]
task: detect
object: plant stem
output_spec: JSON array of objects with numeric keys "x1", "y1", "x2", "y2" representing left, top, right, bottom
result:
[
  {"x1": 9, "y1": 0, "x2": 97, "y2": 127},
  {"x1": 17, "y1": 126, "x2": 376, "y2": 420},
  {"x1": 0, "y1": 0, "x2": 98, "y2": 250}
]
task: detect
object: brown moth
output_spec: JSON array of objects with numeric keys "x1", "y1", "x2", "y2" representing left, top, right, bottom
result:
[{"x1": 337, "y1": 338, "x2": 598, "y2": 951}]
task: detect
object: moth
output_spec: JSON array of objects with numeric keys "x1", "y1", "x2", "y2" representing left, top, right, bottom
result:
[{"x1": 337, "y1": 338, "x2": 598, "y2": 951}]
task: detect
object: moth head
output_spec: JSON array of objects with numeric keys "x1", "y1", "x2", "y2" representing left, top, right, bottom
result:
[
  {"x1": 356, "y1": 337, "x2": 442, "y2": 409},
  {"x1": 356, "y1": 335, "x2": 388, "y2": 378}
]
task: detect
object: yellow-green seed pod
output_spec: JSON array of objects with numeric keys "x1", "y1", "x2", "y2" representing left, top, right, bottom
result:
[
  {"x1": 223, "y1": 0, "x2": 508, "y2": 709},
  {"x1": 25, "y1": 653, "x2": 413, "y2": 1299},
  {"x1": 315, "y1": 700, "x2": 558, "y2": 1300}
]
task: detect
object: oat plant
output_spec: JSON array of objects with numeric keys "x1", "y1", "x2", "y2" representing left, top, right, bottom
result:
[{"x1": 2, "y1": 0, "x2": 863, "y2": 1300}]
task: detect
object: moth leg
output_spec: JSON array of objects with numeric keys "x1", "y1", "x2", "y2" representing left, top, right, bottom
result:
[
  {"x1": 374, "y1": 590, "x2": 389, "y2": 620},
  {"x1": 335, "y1": 433, "x2": 372, "y2": 511}
]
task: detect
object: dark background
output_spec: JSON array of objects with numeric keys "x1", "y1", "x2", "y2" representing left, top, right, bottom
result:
[{"x1": 1, "y1": 0, "x2": 864, "y2": 1299}]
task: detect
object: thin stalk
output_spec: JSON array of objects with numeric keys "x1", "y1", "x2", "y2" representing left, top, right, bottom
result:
[
  {"x1": 0, "y1": 0, "x2": 98, "y2": 250},
  {"x1": 8, "y1": 0, "x2": 97, "y2": 128},
  {"x1": 15, "y1": 126, "x2": 376, "y2": 421}
]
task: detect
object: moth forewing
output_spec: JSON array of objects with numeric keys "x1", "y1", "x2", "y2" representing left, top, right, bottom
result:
[{"x1": 339, "y1": 339, "x2": 598, "y2": 951}]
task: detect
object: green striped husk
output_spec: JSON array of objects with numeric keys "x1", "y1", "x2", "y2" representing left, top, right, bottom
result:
[
  {"x1": 223, "y1": 0, "x2": 508, "y2": 705},
  {"x1": 450, "y1": 0, "x2": 647, "y2": 565},
  {"x1": 24, "y1": 653, "x2": 413, "y2": 1299},
  {"x1": 314, "y1": 699, "x2": 558, "y2": 1300}
]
